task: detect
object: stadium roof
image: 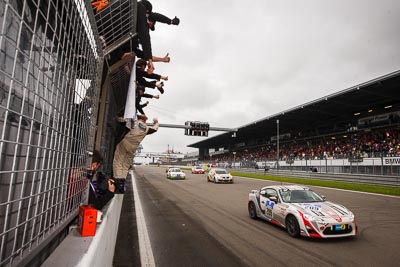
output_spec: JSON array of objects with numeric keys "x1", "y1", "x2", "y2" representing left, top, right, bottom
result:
[{"x1": 188, "y1": 70, "x2": 400, "y2": 149}]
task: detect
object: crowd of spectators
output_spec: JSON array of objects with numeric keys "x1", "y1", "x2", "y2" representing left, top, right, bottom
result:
[{"x1": 204, "y1": 128, "x2": 400, "y2": 165}]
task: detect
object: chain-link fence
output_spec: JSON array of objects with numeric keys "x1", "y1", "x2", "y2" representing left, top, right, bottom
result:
[{"x1": 0, "y1": 0, "x2": 106, "y2": 265}]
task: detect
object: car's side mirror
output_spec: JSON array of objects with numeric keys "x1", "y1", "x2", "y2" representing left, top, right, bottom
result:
[
  {"x1": 260, "y1": 190, "x2": 266, "y2": 195},
  {"x1": 321, "y1": 195, "x2": 326, "y2": 200}
]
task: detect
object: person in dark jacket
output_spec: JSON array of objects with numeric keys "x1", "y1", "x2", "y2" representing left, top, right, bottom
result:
[
  {"x1": 135, "y1": 58, "x2": 168, "y2": 94},
  {"x1": 111, "y1": 0, "x2": 179, "y2": 67},
  {"x1": 86, "y1": 150, "x2": 116, "y2": 210},
  {"x1": 109, "y1": 0, "x2": 155, "y2": 71},
  {"x1": 136, "y1": 0, "x2": 154, "y2": 72},
  {"x1": 148, "y1": 12, "x2": 180, "y2": 31},
  {"x1": 135, "y1": 85, "x2": 159, "y2": 115}
]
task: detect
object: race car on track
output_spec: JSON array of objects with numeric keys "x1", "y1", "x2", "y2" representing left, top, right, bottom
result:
[
  {"x1": 248, "y1": 185, "x2": 357, "y2": 238},
  {"x1": 192, "y1": 166, "x2": 205, "y2": 174},
  {"x1": 166, "y1": 167, "x2": 186, "y2": 180},
  {"x1": 207, "y1": 168, "x2": 233, "y2": 183}
]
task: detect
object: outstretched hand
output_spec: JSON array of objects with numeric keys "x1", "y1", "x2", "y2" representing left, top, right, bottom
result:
[
  {"x1": 171, "y1": 16, "x2": 180, "y2": 25},
  {"x1": 162, "y1": 53, "x2": 170, "y2": 63}
]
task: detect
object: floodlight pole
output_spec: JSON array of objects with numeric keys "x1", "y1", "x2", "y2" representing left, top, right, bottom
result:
[{"x1": 276, "y1": 119, "x2": 279, "y2": 170}]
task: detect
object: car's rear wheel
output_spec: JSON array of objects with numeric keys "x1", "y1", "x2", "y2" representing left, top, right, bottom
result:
[
  {"x1": 286, "y1": 215, "x2": 300, "y2": 238},
  {"x1": 248, "y1": 202, "x2": 257, "y2": 219}
]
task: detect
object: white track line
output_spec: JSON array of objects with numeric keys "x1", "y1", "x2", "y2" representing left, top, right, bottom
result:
[{"x1": 130, "y1": 171, "x2": 156, "y2": 267}]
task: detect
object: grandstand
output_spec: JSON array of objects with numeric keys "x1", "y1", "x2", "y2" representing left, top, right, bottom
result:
[{"x1": 188, "y1": 71, "x2": 400, "y2": 176}]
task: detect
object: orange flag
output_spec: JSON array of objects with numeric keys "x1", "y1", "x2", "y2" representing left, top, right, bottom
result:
[{"x1": 92, "y1": 0, "x2": 109, "y2": 12}]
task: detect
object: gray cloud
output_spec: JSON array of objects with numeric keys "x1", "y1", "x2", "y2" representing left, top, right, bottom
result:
[{"x1": 139, "y1": 0, "x2": 400, "y2": 154}]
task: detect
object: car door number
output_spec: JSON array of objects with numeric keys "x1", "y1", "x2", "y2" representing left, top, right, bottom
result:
[
  {"x1": 265, "y1": 200, "x2": 275, "y2": 217},
  {"x1": 266, "y1": 208, "x2": 273, "y2": 217}
]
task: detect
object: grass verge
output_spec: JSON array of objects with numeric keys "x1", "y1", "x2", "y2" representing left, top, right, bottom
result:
[{"x1": 231, "y1": 172, "x2": 400, "y2": 196}]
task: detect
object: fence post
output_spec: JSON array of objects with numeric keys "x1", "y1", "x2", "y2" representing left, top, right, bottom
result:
[{"x1": 325, "y1": 158, "x2": 328, "y2": 173}]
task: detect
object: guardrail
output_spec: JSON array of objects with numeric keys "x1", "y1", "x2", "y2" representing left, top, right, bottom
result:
[
  {"x1": 158, "y1": 165, "x2": 399, "y2": 187},
  {"x1": 42, "y1": 195, "x2": 123, "y2": 267},
  {"x1": 229, "y1": 168, "x2": 400, "y2": 187}
]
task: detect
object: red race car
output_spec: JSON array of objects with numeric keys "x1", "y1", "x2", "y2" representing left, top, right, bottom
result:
[{"x1": 191, "y1": 166, "x2": 205, "y2": 174}]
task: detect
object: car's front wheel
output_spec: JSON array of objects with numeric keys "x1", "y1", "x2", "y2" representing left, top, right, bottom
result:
[
  {"x1": 248, "y1": 202, "x2": 257, "y2": 219},
  {"x1": 286, "y1": 215, "x2": 300, "y2": 238}
]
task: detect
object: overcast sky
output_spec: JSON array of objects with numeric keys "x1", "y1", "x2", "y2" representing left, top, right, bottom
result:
[{"x1": 136, "y1": 0, "x2": 400, "y2": 155}]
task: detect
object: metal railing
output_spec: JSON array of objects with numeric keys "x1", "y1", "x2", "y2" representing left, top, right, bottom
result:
[
  {"x1": 229, "y1": 168, "x2": 400, "y2": 187},
  {"x1": 0, "y1": 1, "x2": 103, "y2": 265}
]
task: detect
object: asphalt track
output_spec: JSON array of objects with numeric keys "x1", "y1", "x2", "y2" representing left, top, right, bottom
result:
[{"x1": 132, "y1": 166, "x2": 400, "y2": 267}]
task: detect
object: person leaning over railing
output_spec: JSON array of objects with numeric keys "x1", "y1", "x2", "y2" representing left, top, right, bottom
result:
[{"x1": 112, "y1": 114, "x2": 159, "y2": 191}]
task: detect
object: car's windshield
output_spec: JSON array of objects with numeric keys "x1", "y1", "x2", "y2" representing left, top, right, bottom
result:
[
  {"x1": 215, "y1": 169, "x2": 227, "y2": 174},
  {"x1": 280, "y1": 189, "x2": 324, "y2": 203},
  {"x1": 171, "y1": 168, "x2": 181, "y2": 172}
]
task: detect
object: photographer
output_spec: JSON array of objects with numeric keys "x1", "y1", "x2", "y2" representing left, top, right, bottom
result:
[
  {"x1": 85, "y1": 150, "x2": 118, "y2": 210},
  {"x1": 67, "y1": 150, "x2": 105, "y2": 211},
  {"x1": 88, "y1": 171, "x2": 116, "y2": 210}
]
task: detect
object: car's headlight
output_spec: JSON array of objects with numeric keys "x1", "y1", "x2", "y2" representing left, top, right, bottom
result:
[
  {"x1": 303, "y1": 214, "x2": 315, "y2": 221},
  {"x1": 304, "y1": 214, "x2": 316, "y2": 222},
  {"x1": 304, "y1": 214, "x2": 325, "y2": 224}
]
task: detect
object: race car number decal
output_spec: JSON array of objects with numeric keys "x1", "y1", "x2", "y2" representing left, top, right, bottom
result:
[
  {"x1": 334, "y1": 224, "x2": 347, "y2": 230},
  {"x1": 302, "y1": 203, "x2": 322, "y2": 211},
  {"x1": 266, "y1": 200, "x2": 275, "y2": 217},
  {"x1": 266, "y1": 208, "x2": 272, "y2": 217}
]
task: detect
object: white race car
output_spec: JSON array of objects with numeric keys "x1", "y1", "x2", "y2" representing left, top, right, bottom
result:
[
  {"x1": 166, "y1": 167, "x2": 186, "y2": 180},
  {"x1": 248, "y1": 185, "x2": 357, "y2": 238},
  {"x1": 207, "y1": 168, "x2": 233, "y2": 183}
]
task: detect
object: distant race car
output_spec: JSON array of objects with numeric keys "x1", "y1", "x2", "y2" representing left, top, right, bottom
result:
[
  {"x1": 248, "y1": 184, "x2": 357, "y2": 238},
  {"x1": 192, "y1": 166, "x2": 205, "y2": 174},
  {"x1": 166, "y1": 167, "x2": 186, "y2": 180},
  {"x1": 207, "y1": 168, "x2": 233, "y2": 183}
]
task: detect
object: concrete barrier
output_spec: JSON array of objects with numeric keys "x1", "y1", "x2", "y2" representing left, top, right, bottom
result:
[{"x1": 42, "y1": 194, "x2": 123, "y2": 267}]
